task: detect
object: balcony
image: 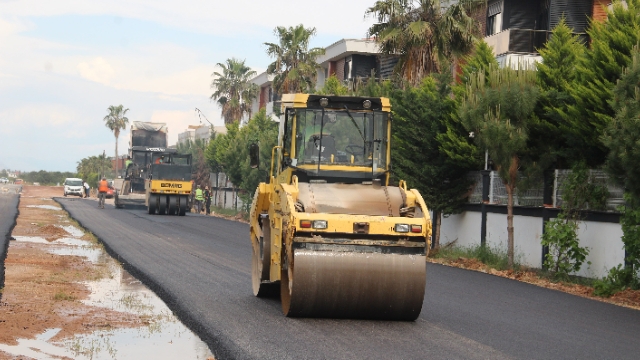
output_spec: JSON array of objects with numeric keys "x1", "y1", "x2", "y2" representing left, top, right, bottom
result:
[{"x1": 485, "y1": 28, "x2": 552, "y2": 56}]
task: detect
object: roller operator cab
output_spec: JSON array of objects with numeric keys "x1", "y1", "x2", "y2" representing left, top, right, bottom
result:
[{"x1": 249, "y1": 94, "x2": 432, "y2": 320}]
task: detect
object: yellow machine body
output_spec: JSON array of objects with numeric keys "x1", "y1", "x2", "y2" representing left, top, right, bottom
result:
[
  {"x1": 249, "y1": 94, "x2": 432, "y2": 320},
  {"x1": 148, "y1": 179, "x2": 192, "y2": 195}
]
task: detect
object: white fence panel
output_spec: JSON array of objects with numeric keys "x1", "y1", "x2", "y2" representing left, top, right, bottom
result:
[{"x1": 440, "y1": 212, "x2": 625, "y2": 278}]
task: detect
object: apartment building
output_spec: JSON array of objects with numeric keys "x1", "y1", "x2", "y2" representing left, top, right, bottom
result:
[
  {"x1": 177, "y1": 125, "x2": 226, "y2": 147},
  {"x1": 250, "y1": 38, "x2": 398, "y2": 120}
]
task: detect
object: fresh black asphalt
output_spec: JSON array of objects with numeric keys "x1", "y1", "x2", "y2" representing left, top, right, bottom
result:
[
  {"x1": 0, "y1": 185, "x2": 20, "y2": 297},
  {"x1": 56, "y1": 197, "x2": 640, "y2": 360}
]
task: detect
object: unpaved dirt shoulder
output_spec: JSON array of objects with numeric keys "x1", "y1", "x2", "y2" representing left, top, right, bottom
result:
[{"x1": 0, "y1": 186, "x2": 148, "y2": 350}]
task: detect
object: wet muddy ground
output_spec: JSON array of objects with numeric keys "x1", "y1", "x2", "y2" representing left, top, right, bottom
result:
[{"x1": 0, "y1": 186, "x2": 214, "y2": 359}]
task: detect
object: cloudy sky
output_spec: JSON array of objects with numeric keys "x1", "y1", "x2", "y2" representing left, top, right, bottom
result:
[{"x1": 0, "y1": 0, "x2": 377, "y2": 172}]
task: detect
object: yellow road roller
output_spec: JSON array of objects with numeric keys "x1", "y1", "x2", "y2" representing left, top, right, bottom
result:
[{"x1": 249, "y1": 94, "x2": 432, "y2": 320}]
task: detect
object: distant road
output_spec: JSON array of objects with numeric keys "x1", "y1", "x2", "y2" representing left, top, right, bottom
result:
[
  {"x1": 0, "y1": 184, "x2": 20, "y2": 293},
  {"x1": 59, "y1": 197, "x2": 640, "y2": 360}
]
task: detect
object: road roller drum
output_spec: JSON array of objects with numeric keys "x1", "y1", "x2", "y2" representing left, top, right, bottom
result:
[{"x1": 281, "y1": 246, "x2": 426, "y2": 320}]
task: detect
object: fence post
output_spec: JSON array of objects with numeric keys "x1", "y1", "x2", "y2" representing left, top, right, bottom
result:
[
  {"x1": 215, "y1": 172, "x2": 219, "y2": 206},
  {"x1": 541, "y1": 169, "x2": 554, "y2": 270},
  {"x1": 481, "y1": 170, "x2": 491, "y2": 247},
  {"x1": 489, "y1": 171, "x2": 495, "y2": 204}
]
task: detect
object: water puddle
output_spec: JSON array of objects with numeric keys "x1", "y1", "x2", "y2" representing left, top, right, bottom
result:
[
  {"x1": 4, "y1": 222, "x2": 215, "y2": 359},
  {"x1": 59, "y1": 224, "x2": 84, "y2": 237},
  {"x1": 13, "y1": 235, "x2": 91, "y2": 247},
  {"x1": 26, "y1": 204, "x2": 62, "y2": 211}
]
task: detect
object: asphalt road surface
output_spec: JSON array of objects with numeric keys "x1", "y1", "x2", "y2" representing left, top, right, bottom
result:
[
  {"x1": 0, "y1": 184, "x2": 20, "y2": 292},
  {"x1": 57, "y1": 198, "x2": 640, "y2": 360}
]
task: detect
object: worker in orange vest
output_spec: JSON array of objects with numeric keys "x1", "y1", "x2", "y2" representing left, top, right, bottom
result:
[{"x1": 98, "y1": 177, "x2": 109, "y2": 209}]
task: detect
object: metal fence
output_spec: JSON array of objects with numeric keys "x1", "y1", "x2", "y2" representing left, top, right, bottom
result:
[
  {"x1": 210, "y1": 172, "x2": 244, "y2": 210},
  {"x1": 468, "y1": 170, "x2": 624, "y2": 211}
]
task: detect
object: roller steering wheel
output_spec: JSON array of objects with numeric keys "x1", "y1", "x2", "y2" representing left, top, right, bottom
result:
[{"x1": 344, "y1": 144, "x2": 365, "y2": 156}]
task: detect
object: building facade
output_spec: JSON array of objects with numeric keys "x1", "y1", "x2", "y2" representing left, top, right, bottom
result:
[
  {"x1": 483, "y1": 0, "x2": 611, "y2": 68},
  {"x1": 250, "y1": 38, "x2": 398, "y2": 120}
]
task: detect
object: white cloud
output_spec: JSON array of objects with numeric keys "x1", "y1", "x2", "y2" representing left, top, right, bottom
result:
[
  {"x1": 77, "y1": 57, "x2": 115, "y2": 85},
  {"x1": 148, "y1": 109, "x2": 203, "y2": 145},
  {"x1": 0, "y1": 104, "x2": 77, "y2": 134},
  {"x1": 0, "y1": 0, "x2": 376, "y2": 171},
  {"x1": 0, "y1": 0, "x2": 376, "y2": 37}
]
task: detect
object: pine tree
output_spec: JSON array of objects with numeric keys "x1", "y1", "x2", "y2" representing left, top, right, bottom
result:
[
  {"x1": 564, "y1": 0, "x2": 640, "y2": 166},
  {"x1": 459, "y1": 66, "x2": 539, "y2": 267}
]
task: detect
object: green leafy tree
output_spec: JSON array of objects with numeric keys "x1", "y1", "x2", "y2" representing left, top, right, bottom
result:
[
  {"x1": 178, "y1": 137, "x2": 210, "y2": 188},
  {"x1": 392, "y1": 73, "x2": 477, "y2": 247},
  {"x1": 103, "y1": 105, "x2": 129, "y2": 179},
  {"x1": 76, "y1": 153, "x2": 112, "y2": 187},
  {"x1": 365, "y1": 0, "x2": 485, "y2": 84},
  {"x1": 211, "y1": 58, "x2": 259, "y2": 124},
  {"x1": 564, "y1": 0, "x2": 640, "y2": 167},
  {"x1": 318, "y1": 75, "x2": 349, "y2": 95},
  {"x1": 460, "y1": 40, "x2": 499, "y2": 86},
  {"x1": 265, "y1": 24, "x2": 325, "y2": 94},
  {"x1": 205, "y1": 110, "x2": 278, "y2": 212},
  {"x1": 599, "y1": 46, "x2": 640, "y2": 294},
  {"x1": 354, "y1": 76, "x2": 396, "y2": 97},
  {"x1": 459, "y1": 67, "x2": 539, "y2": 267},
  {"x1": 604, "y1": 46, "x2": 640, "y2": 200},
  {"x1": 21, "y1": 171, "x2": 77, "y2": 186},
  {"x1": 530, "y1": 18, "x2": 586, "y2": 171}
]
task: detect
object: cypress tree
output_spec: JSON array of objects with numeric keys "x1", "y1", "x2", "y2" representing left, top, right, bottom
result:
[
  {"x1": 565, "y1": 0, "x2": 640, "y2": 166},
  {"x1": 604, "y1": 46, "x2": 640, "y2": 200},
  {"x1": 460, "y1": 40, "x2": 500, "y2": 86},
  {"x1": 529, "y1": 18, "x2": 586, "y2": 169},
  {"x1": 392, "y1": 73, "x2": 477, "y2": 247}
]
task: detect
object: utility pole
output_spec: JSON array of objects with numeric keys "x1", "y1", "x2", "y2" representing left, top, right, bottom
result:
[{"x1": 102, "y1": 150, "x2": 105, "y2": 178}]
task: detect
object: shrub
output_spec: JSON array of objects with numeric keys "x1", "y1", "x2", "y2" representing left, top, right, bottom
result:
[{"x1": 541, "y1": 214, "x2": 589, "y2": 279}]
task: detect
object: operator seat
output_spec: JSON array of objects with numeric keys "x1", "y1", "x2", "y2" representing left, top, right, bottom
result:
[{"x1": 305, "y1": 134, "x2": 337, "y2": 161}]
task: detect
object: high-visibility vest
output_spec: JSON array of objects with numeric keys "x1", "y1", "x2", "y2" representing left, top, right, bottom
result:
[
  {"x1": 98, "y1": 180, "x2": 109, "y2": 193},
  {"x1": 195, "y1": 188, "x2": 204, "y2": 201}
]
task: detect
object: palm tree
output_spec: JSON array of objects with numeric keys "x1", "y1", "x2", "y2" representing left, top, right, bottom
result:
[
  {"x1": 366, "y1": 0, "x2": 484, "y2": 85},
  {"x1": 103, "y1": 105, "x2": 130, "y2": 178},
  {"x1": 211, "y1": 58, "x2": 259, "y2": 124},
  {"x1": 264, "y1": 24, "x2": 326, "y2": 94}
]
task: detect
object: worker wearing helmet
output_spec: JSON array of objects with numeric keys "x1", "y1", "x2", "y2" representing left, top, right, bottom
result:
[{"x1": 98, "y1": 177, "x2": 109, "y2": 209}]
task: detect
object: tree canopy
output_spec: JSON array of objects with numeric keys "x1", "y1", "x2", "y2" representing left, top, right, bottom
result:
[
  {"x1": 265, "y1": 24, "x2": 325, "y2": 94},
  {"x1": 103, "y1": 104, "x2": 129, "y2": 178},
  {"x1": 211, "y1": 58, "x2": 259, "y2": 124},
  {"x1": 366, "y1": 0, "x2": 484, "y2": 84},
  {"x1": 563, "y1": 0, "x2": 640, "y2": 166},
  {"x1": 459, "y1": 66, "x2": 540, "y2": 267}
]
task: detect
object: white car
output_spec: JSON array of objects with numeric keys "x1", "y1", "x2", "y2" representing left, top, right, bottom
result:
[
  {"x1": 0, "y1": 178, "x2": 8, "y2": 184},
  {"x1": 63, "y1": 178, "x2": 84, "y2": 197}
]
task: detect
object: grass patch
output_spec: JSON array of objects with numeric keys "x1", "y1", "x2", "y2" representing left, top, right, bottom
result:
[
  {"x1": 210, "y1": 205, "x2": 241, "y2": 217},
  {"x1": 53, "y1": 291, "x2": 76, "y2": 301},
  {"x1": 433, "y1": 243, "x2": 520, "y2": 271},
  {"x1": 433, "y1": 243, "x2": 597, "y2": 287}
]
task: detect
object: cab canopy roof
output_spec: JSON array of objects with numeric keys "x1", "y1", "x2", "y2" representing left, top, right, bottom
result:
[{"x1": 131, "y1": 122, "x2": 167, "y2": 132}]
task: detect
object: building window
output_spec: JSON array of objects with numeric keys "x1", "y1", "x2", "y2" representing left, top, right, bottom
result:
[{"x1": 487, "y1": 0, "x2": 503, "y2": 36}]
